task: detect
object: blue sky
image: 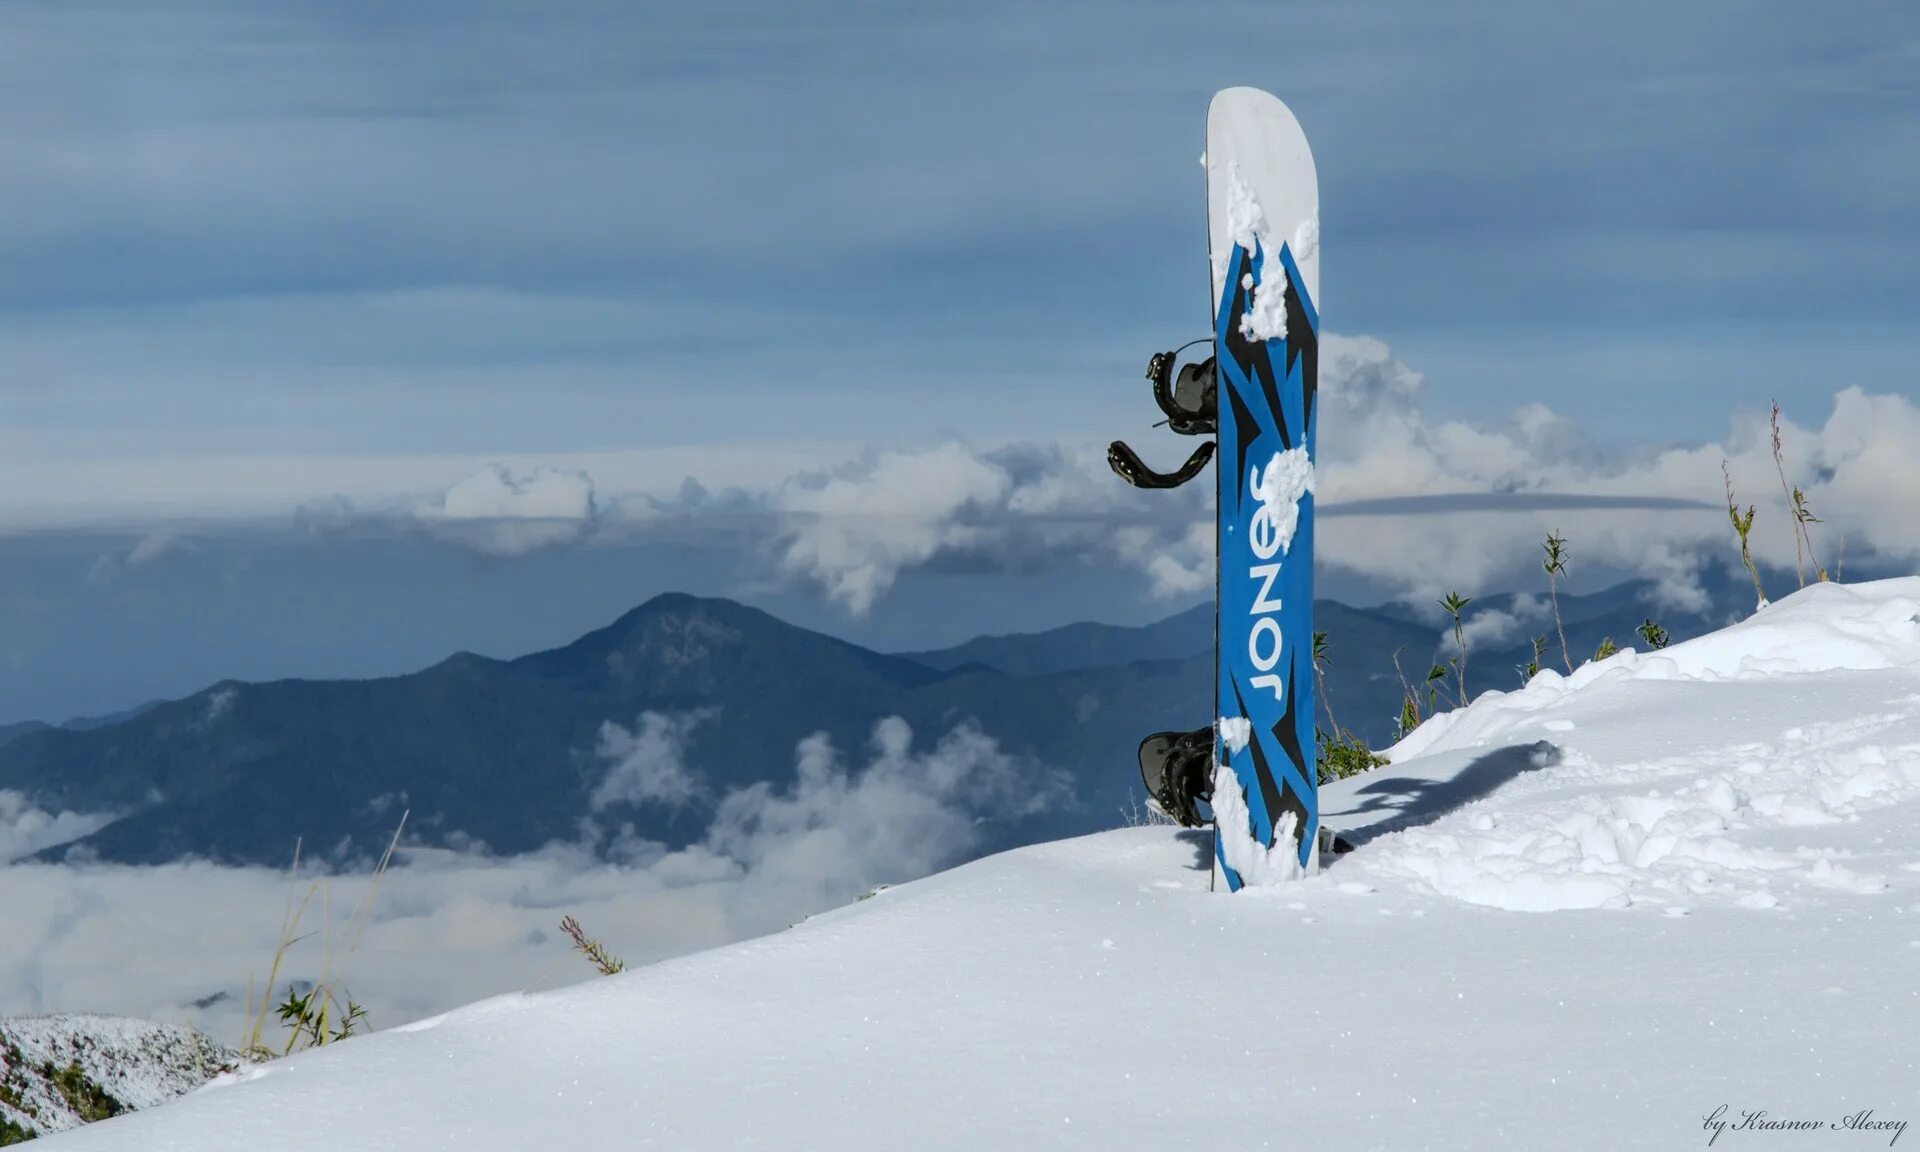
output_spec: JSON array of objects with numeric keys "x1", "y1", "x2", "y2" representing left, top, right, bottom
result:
[
  {"x1": 3, "y1": 1, "x2": 1919, "y2": 719},
  {"x1": 4, "y1": 0, "x2": 1915, "y2": 476}
]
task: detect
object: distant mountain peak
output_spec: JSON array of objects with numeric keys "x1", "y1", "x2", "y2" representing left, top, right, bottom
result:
[
  {"x1": 621, "y1": 602, "x2": 748, "y2": 672},
  {"x1": 608, "y1": 591, "x2": 759, "y2": 629},
  {"x1": 516, "y1": 591, "x2": 930, "y2": 697},
  {"x1": 629, "y1": 590, "x2": 706, "y2": 614}
]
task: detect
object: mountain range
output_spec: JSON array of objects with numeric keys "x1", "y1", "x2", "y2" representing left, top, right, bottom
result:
[{"x1": 0, "y1": 567, "x2": 1766, "y2": 867}]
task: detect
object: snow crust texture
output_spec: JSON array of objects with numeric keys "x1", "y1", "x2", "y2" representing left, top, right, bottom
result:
[
  {"x1": 1392, "y1": 579, "x2": 1920, "y2": 762},
  {"x1": 1355, "y1": 580, "x2": 1920, "y2": 913},
  {"x1": 1360, "y1": 719, "x2": 1915, "y2": 913},
  {"x1": 0, "y1": 1015, "x2": 233, "y2": 1139}
]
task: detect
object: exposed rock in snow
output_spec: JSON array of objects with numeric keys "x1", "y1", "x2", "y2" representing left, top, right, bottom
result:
[{"x1": 0, "y1": 1016, "x2": 235, "y2": 1142}]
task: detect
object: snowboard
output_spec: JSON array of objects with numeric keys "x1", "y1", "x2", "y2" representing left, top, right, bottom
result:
[{"x1": 1206, "y1": 87, "x2": 1320, "y2": 889}]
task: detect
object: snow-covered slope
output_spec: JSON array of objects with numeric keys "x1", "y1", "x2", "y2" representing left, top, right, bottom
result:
[
  {"x1": 42, "y1": 581, "x2": 1920, "y2": 1150},
  {"x1": 0, "y1": 1016, "x2": 233, "y2": 1142}
]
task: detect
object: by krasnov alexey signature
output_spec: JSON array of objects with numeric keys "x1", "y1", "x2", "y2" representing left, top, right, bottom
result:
[{"x1": 1704, "y1": 1105, "x2": 1906, "y2": 1146}]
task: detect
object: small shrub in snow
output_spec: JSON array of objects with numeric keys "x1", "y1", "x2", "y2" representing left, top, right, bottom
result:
[
  {"x1": 1308, "y1": 632, "x2": 1386, "y2": 781},
  {"x1": 1541, "y1": 531, "x2": 1573, "y2": 673},
  {"x1": 1423, "y1": 662, "x2": 1449, "y2": 716},
  {"x1": 1722, "y1": 460, "x2": 1767, "y2": 610},
  {"x1": 1439, "y1": 592, "x2": 1472, "y2": 706},
  {"x1": 43, "y1": 1059, "x2": 123, "y2": 1124},
  {"x1": 1316, "y1": 728, "x2": 1387, "y2": 782},
  {"x1": 1516, "y1": 634, "x2": 1551, "y2": 687},
  {"x1": 559, "y1": 915, "x2": 627, "y2": 977},
  {"x1": 273, "y1": 988, "x2": 370, "y2": 1051},
  {"x1": 1769, "y1": 401, "x2": 1826, "y2": 585},
  {"x1": 245, "y1": 813, "x2": 406, "y2": 1060}
]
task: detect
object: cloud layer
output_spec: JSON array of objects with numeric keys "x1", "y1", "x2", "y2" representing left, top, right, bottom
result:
[
  {"x1": 0, "y1": 715, "x2": 1066, "y2": 1045},
  {"x1": 7, "y1": 331, "x2": 1914, "y2": 728},
  {"x1": 760, "y1": 335, "x2": 1919, "y2": 614},
  {"x1": 0, "y1": 792, "x2": 119, "y2": 864},
  {"x1": 28, "y1": 330, "x2": 1912, "y2": 612},
  {"x1": 414, "y1": 465, "x2": 599, "y2": 554}
]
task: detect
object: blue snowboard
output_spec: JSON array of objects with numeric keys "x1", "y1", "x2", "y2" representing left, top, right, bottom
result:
[{"x1": 1207, "y1": 88, "x2": 1320, "y2": 889}]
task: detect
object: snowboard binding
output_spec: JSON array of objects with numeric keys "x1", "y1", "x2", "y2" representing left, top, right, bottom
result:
[
  {"x1": 1108, "y1": 342, "x2": 1217, "y2": 491},
  {"x1": 1137, "y1": 726, "x2": 1215, "y2": 828}
]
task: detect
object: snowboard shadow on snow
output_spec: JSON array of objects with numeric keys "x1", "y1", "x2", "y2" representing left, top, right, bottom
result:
[
  {"x1": 1176, "y1": 828, "x2": 1213, "y2": 872},
  {"x1": 1326, "y1": 740, "x2": 1562, "y2": 854}
]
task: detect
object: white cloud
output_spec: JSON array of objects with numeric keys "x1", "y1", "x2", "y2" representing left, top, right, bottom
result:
[
  {"x1": 204, "y1": 688, "x2": 237, "y2": 723},
  {"x1": 127, "y1": 531, "x2": 187, "y2": 568},
  {"x1": 0, "y1": 443, "x2": 844, "y2": 532},
  {"x1": 1638, "y1": 543, "x2": 1711, "y2": 614},
  {"x1": 79, "y1": 531, "x2": 192, "y2": 589},
  {"x1": 7, "y1": 334, "x2": 1914, "y2": 613},
  {"x1": 760, "y1": 333, "x2": 1845, "y2": 612},
  {"x1": 0, "y1": 717, "x2": 1065, "y2": 1045},
  {"x1": 761, "y1": 436, "x2": 1210, "y2": 611},
  {"x1": 739, "y1": 360, "x2": 1920, "y2": 615},
  {"x1": 436, "y1": 466, "x2": 596, "y2": 522},
  {"x1": 1509, "y1": 592, "x2": 1548, "y2": 620},
  {"x1": 701, "y1": 717, "x2": 1067, "y2": 921},
  {"x1": 757, "y1": 344, "x2": 1920, "y2": 612},
  {"x1": 1434, "y1": 595, "x2": 1553, "y2": 658},
  {"x1": 1448, "y1": 607, "x2": 1529, "y2": 654},
  {"x1": 776, "y1": 444, "x2": 1014, "y2": 615},
  {"x1": 416, "y1": 465, "x2": 599, "y2": 555},
  {"x1": 1296, "y1": 343, "x2": 1913, "y2": 602},
  {"x1": 0, "y1": 792, "x2": 118, "y2": 864},
  {"x1": 1118, "y1": 520, "x2": 1215, "y2": 599},
  {"x1": 589, "y1": 711, "x2": 710, "y2": 812}
]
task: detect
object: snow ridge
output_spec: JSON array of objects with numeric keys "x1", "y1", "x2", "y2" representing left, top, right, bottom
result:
[
  {"x1": 1391, "y1": 579, "x2": 1920, "y2": 762},
  {"x1": 1345, "y1": 580, "x2": 1920, "y2": 913}
]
